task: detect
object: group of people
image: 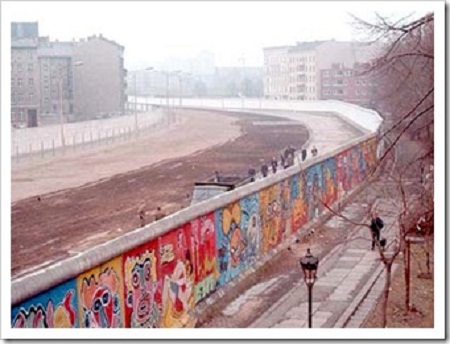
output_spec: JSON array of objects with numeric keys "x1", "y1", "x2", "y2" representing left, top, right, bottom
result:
[{"x1": 250, "y1": 145, "x2": 298, "y2": 180}]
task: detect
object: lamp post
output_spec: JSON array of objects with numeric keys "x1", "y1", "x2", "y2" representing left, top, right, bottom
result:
[
  {"x1": 300, "y1": 248, "x2": 319, "y2": 328},
  {"x1": 131, "y1": 67, "x2": 154, "y2": 136}
]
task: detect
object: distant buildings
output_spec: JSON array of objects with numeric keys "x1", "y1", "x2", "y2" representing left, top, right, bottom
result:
[
  {"x1": 11, "y1": 22, "x2": 40, "y2": 127},
  {"x1": 320, "y1": 63, "x2": 376, "y2": 107},
  {"x1": 263, "y1": 40, "x2": 379, "y2": 103},
  {"x1": 73, "y1": 35, "x2": 127, "y2": 120},
  {"x1": 11, "y1": 22, "x2": 127, "y2": 127}
]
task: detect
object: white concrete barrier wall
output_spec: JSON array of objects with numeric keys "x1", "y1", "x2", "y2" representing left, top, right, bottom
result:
[
  {"x1": 134, "y1": 97, "x2": 383, "y2": 133},
  {"x1": 11, "y1": 109, "x2": 165, "y2": 156}
]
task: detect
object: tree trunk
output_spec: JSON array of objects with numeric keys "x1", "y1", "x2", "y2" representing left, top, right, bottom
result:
[
  {"x1": 404, "y1": 241, "x2": 411, "y2": 312},
  {"x1": 382, "y1": 264, "x2": 392, "y2": 328}
]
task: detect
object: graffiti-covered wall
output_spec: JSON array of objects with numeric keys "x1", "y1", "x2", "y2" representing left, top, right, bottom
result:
[{"x1": 11, "y1": 135, "x2": 379, "y2": 328}]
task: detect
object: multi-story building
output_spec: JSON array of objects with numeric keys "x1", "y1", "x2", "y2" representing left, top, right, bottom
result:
[
  {"x1": 263, "y1": 40, "x2": 377, "y2": 101},
  {"x1": 320, "y1": 63, "x2": 376, "y2": 107},
  {"x1": 37, "y1": 38, "x2": 75, "y2": 124},
  {"x1": 11, "y1": 23, "x2": 128, "y2": 126},
  {"x1": 263, "y1": 46, "x2": 290, "y2": 99},
  {"x1": 73, "y1": 35, "x2": 127, "y2": 120},
  {"x1": 11, "y1": 22, "x2": 40, "y2": 127}
]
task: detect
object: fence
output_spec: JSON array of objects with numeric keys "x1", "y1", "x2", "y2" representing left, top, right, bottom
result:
[
  {"x1": 11, "y1": 108, "x2": 166, "y2": 160},
  {"x1": 11, "y1": 130, "x2": 380, "y2": 328}
]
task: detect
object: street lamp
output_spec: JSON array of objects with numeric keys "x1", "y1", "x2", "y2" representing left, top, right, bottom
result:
[
  {"x1": 132, "y1": 67, "x2": 154, "y2": 136},
  {"x1": 300, "y1": 248, "x2": 319, "y2": 328}
]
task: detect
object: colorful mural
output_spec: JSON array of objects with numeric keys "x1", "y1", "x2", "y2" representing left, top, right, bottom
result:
[
  {"x1": 259, "y1": 185, "x2": 282, "y2": 253},
  {"x1": 123, "y1": 240, "x2": 160, "y2": 328},
  {"x1": 191, "y1": 213, "x2": 219, "y2": 303},
  {"x1": 306, "y1": 164, "x2": 323, "y2": 221},
  {"x1": 337, "y1": 149, "x2": 353, "y2": 198},
  {"x1": 240, "y1": 193, "x2": 261, "y2": 268},
  {"x1": 322, "y1": 158, "x2": 338, "y2": 207},
  {"x1": 158, "y1": 225, "x2": 195, "y2": 328},
  {"x1": 77, "y1": 257, "x2": 124, "y2": 328},
  {"x1": 290, "y1": 172, "x2": 308, "y2": 232},
  {"x1": 280, "y1": 179, "x2": 291, "y2": 239},
  {"x1": 12, "y1": 280, "x2": 78, "y2": 328},
  {"x1": 12, "y1": 137, "x2": 379, "y2": 329},
  {"x1": 215, "y1": 202, "x2": 245, "y2": 286}
]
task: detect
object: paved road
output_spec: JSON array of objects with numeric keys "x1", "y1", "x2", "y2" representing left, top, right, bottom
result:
[
  {"x1": 236, "y1": 110, "x2": 365, "y2": 156},
  {"x1": 249, "y1": 195, "x2": 399, "y2": 328}
]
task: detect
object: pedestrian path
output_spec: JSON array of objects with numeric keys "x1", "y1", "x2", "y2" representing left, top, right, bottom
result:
[{"x1": 250, "y1": 198, "x2": 399, "y2": 328}]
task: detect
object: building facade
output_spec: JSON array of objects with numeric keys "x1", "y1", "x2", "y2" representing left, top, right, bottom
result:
[
  {"x1": 11, "y1": 23, "x2": 127, "y2": 126},
  {"x1": 263, "y1": 40, "x2": 378, "y2": 101},
  {"x1": 11, "y1": 23, "x2": 40, "y2": 127},
  {"x1": 263, "y1": 46, "x2": 290, "y2": 100},
  {"x1": 320, "y1": 63, "x2": 376, "y2": 107},
  {"x1": 73, "y1": 35, "x2": 127, "y2": 120},
  {"x1": 37, "y1": 38, "x2": 75, "y2": 124}
]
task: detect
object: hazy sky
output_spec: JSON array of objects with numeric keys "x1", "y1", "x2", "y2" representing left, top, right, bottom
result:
[{"x1": 3, "y1": 1, "x2": 432, "y2": 70}]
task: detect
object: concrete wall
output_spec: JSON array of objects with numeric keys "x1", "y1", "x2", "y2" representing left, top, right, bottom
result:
[
  {"x1": 11, "y1": 132, "x2": 379, "y2": 328},
  {"x1": 132, "y1": 97, "x2": 383, "y2": 133},
  {"x1": 11, "y1": 109, "x2": 165, "y2": 156}
]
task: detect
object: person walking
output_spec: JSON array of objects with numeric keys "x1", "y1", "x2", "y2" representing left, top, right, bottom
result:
[
  {"x1": 271, "y1": 157, "x2": 278, "y2": 174},
  {"x1": 261, "y1": 163, "x2": 269, "y2": 178},
  {"x1": 370, "y1": 216, "x2": 384, "y2": 250}
]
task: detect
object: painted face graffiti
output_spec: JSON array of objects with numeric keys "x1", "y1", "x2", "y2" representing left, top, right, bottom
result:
[
  {"x1": 125, "y1": 249, "x2": 159, "y2": 327},
  {"x1": 220, "y1": 203, "x2": 245, "y2": 271},
  {"x1": 81, "y1": 268, "x2": 122, "y2": 328}
]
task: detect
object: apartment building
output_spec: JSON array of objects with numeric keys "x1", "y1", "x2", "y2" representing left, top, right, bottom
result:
[
  {"x1": 263, "y1": 46, "x2": 290, "y2": 99},
  {"x1": 73, "y1": 35, "x2": 127, "y2": 120},
  {"x1": 263, "y1": 40, "x2": 377, "y2": 101},
  {"x1": 11, "y1": 23, "x2": 127, "y2": 126},
  {"x1": 37, "y1": 38, "x2": 75, "y2": 124},
  {"x1": 320, "y1": 63, "x2": 376, "y2": 107},
  {"x1": 11, "y1": 22, "x2": 40, "y2": 127}
]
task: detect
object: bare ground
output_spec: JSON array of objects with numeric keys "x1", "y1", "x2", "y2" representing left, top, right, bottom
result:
[
  {"x1": 11, "y1": 109, "x2": 309, "y2": 278},
  {"x1": 363, "y1": 241, "x2": 434, "y2": 328}
]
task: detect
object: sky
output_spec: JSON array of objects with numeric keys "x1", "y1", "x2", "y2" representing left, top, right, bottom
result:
[{"x1": 3, "y1": 1, "x2": 433, "y2": 70}]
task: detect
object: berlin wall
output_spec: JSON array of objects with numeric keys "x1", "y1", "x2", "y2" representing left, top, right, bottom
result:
[
  {"x1": 11, "y1": 109, "x2": 165, "y2": 157},
  {"x1": 11, "y1": 126, "x2": 380, "y2": 328}
]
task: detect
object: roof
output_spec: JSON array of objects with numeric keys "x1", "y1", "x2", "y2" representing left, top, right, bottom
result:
[{"x1": 288, "y1": 40, "x2": 329, "y2": 53}]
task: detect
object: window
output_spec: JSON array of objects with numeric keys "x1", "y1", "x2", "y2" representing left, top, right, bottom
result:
[
  {"x1": 11, "y1": 77, "x2": 15, "y2": 86},
  {"x1": 28, "y1": 78, "x2": 34, "y2": 86},
  {"x1": 53, "y1": 104, "x2": 57, "y2": 112},
  {"x1": 355, "y1": 90, "x2": 360, "y2": 96},
  {"x1": 18, "y1": 78, "x2": 23, "y2": 86},
  {"x1": 28, "y1": 63, "x2": 33, "y2": 72},
  {"x1": 334, "y1": 89, "x2": 344, "y2": 95},
  {"x1": 324, "y1": 90, "x2": 331, "y2": 95}
]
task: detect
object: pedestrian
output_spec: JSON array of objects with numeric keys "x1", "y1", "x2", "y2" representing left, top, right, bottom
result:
[
  {"x1": 248, "y1": 167, "x2": 256, "y2": 182},
  {"x1": 370, "y1": 216, "x2": 384, "y2": 250},
  {"x1": 155, "y1": 206, "x2": 166, "y2": 221},
  {"x1": 280, "y1": 153, "x2": 286, "y2": 169},
  {"x1": 261, "y1": 163, "x2": 269, "y2": 178},
  {"x1": 215, "y1": 170, "x2": 221, "y2": 182},
  {"x1": 138, "y1": 203, "x2": 146, "y2": 227},
  {"x1": 271, "y1": 157, "x2": 278, "y2": 174},
  {"x1": 301, "y1": 148, "x2": 307, "y2": 161}
]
